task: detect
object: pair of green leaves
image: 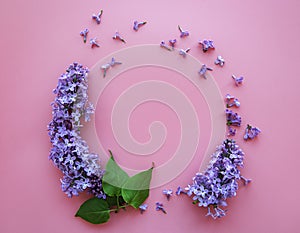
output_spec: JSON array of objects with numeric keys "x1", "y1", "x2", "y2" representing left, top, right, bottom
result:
[{"x1": 75, "y1": 150, "x2": 153, "y2": 224}]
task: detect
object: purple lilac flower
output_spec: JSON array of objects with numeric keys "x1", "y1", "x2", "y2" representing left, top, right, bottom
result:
[
  {"x1": 92, "y1": 9, "x2": 103, "y2": 24},
  {"x1": 160, "y1": 41, "x2": 172, "y2": 51},
  {"x1": 215, "y1": 55, "x2": 225, "y2": 67},
  {"x1": 101, "y1": 57, "x2": 122, "y2": 78},
  {"x1": 240, "y1": 176, "x2": 252, "y2": 185},
  {"x1": 232, "y1": 75, "x2": 244, "y2": 86},
  {"x1": 227, "y1": 126, "x2": 237, "y2": 136},
  {"x1": 48, "y1": 62, "x2": 105, "y2": 198},
  {"x1": 186, "y1": 139, "x2": 246, "y2": 219},
  {"x1": 176, "y1": 186, "x2": 187, "y2": 195},
  {"x1": 133, "y1": 20, "x2": 147, "y2": 31},
  {"x1": 139, "y1": 204, "x2": 148, "y2": 214},
  {"x1": 155, "y1": 202, "x2": 167, "y2": 214},
  {"x1": 244, "y1": 124, "x2": 261, "y2": 140},
  {"x1": 199, "y1": 64, "x2": 213, "y2": 79},
  {"x1": 226, "y1": 109, "x2": 242, "y2": 127},
  {"x1": 169, "y1": 39, "x2": 177, "y2": 48},
  {"x1": 225, "y1": 94, "x2": 240, "y2": 108},
  {"x1": 179, "y1": 48, "x2": 190, "y2": 57},
  {"x1": 80, "y1": 28, "x2": 89, "y2": 43},
  {"x1": 162, "y1": 189, "x2": 173, "y2": 201},
  {"x1": 199, "y1": 39, "x2": 215, "y2": 53},
  {"x1": 113, "y1": 31, "x2": 126, "y2": 43},
  {"x1": 178, "y1": 25, "x2": 189, "y2": 38},
  {"x1": 90, "y1": 38, "x2": 100, "y2": 48}
]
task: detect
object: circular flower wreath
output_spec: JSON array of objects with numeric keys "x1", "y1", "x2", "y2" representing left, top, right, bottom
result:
[{"x1": 48, "y1": 48, "x2": 261, "y2": 223}]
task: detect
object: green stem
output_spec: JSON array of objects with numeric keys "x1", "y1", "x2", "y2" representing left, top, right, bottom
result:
[{"x1": 109, "y1": 204, "x2": 128, "y2": 213}]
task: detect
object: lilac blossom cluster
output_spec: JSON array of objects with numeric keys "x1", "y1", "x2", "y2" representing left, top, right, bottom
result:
[
  {"x1": 48, "y1": 62, "x2": 105, "y2": 198},
  {"x1": 186, "y1": 139, "x2": 247, "y2": 219}
]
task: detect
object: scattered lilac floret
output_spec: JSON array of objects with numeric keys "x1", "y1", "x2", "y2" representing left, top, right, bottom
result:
[
  {"x1": 139, "y1": 204, "x2": 148, "y2": 214},
  {"x1": 169, "y1": 39, "x2": 177, "y2": 48},
  {"x1": 226, "y1": 109, "x2": 242, "y2": 127},
  {"x1": 92, "y1": 10, "x2": 103, "y2": 24},
  {"x1": 48, "y1": 62, "x2": 105, "y2": 198},
  {"x1": 199, "y1": 39, "x2": 215, "y2": 52},
  {"x1": 155, "y1": 202, "x2": 167, "y2": 214},
  {"x1": 133, "y1": 20, "x2": 147, "y2": 31},
  {"x1": 178, "y1": 25, "x2": 189, "y2": 38},
  {"x1": 176, "y1": 186, "x2": 187, "y2": 196},
  {"x1": 162, "y1": 189, "x2": 173, "y2": 201},
  {"x1": 160, "y1": 41, "x2": 172, "y2": 51},
  {"x1": 179, "y1": 48, "x2": 190, "y2": 57},
  {"x1": 90, "y1": 38, "x2": 100, "y2": 48},
  {"x1": 186, "y1": 139, "x2": 247, "y2": 219},
  {"x1": 232, "y1": 75, "x2": 244, "y2": 86},
  {"x1": 113, "y1": 31, "x2": 126, "y2": 43},
  {"x1": 240, "y1": 176, "x2": 252, "y2": 185},
  {"x1": 80, "y1": 28, "x2": 89, "y2": 43},
  {"x1": 244, "y1": 124, "x2": 261, "y2": 140},
  {"x1": 227, "y1": 126, "x2": 237, "y2": 136},
  {"x1": 225, "y1": 94, "x2": 240, "y2": 108},
  {"x1": 101, "y1": 57, "x2": 122, "y2": 77},
  {"x1": 199, "y1": 64, "x2": 213, "y2": 79},
  {"x1": 215, "y1": 55, "x2": 225, "y2": 67}
]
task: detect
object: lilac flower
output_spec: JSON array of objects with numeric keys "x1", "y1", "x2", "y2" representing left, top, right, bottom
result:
[
  {"x1": 139, "y1": 204, "x2": 148, "y2": 214},
  {"x1": 232, "y1": 75, "x2": 244, "y2": 86},
  {"x1": 155, "y1": 202, "x2": 167, "y2": 214},
  {"x1": 178, "y1": 25, "x2": 189, "y2": 38},
  {"x1": 92, "y1": 9, "x2": 103, "y2": 24},
  {"x1": 101, "y1": 57, "x2": 122, "y2": 77},
  {"x1": 215, "y1": 55, "x2": 225, "y2": 67},
  {"x1": 227, "y1": 126, "x2": 237, "y2": 136},
  {"x1": 225, "y1": 94, "x2": 240, "y2": 108},
  {"x1": 179, "y1": 48, "x2": 190, "y2": 57},
  {"x1": 176, "y1": 186, "x2": 187, "y2": 195},
  {"x1": 241, "y1": 176, "x2": 252, "y2": 185},
  {"x1": 133, "y1": 20, "x2": 147, "y2": 31},
  {"x1": 226, "y1": 109, "x2": 242, "y2": 127},
  {"x1": 160, "y1": 40, "x2": 172, "y2": 51},
  {"x1": 199, "y1": 39, "x2": 215, "y2": 52},
  {"x1": 113, "y1": 31, "x2": 126, "y2": 43},
  {"x1": 186, "y1": 139, "x2": 247, "y2": 219},
  {"x1": 80, "y1": 28, "x2": 89, "y2": 43},
  {"x1": 90, "y1": 37, "x2": 100, "y2": 48},
  {"x1": 199, "y1": 64, "x2": 213, "y2": 79},
  {"x1": 48, "y1": 62, "x2": 105, "y2": 198},
  {"x1": 169, "y1": 39, "x2": 177, "y2": 48},
  {"x1": 244, "y1": 124, "x2": 261, "y2": 140},
  {"x1": 162, "y1": 189, "x2": 173, "y2": 201}
]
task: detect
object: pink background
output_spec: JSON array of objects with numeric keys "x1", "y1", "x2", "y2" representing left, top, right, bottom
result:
[{"x1": 1, "y1": 0, "x2": 300, "y2": 232}]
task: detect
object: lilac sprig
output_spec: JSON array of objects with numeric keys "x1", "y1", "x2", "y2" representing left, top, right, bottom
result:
[
  {"x1": 101, "y1": 57, "x2": 122, "y2": 77},
  {"x1": 48, "y1": 62, "x2": 105, "y2": 198},
  {"x1": 133, "y1": 20, "x2": 147, "y2": 31},
  {"x1": 160, "y1": 41, "x2": 173, "y2": 51},
  {"x1": 226, "y1": 109, "x2": 241, "y2": 136},
  {"x1": 185, "y1": 139, "x2": 248, "y2": 219},
  {"x1": 244, "y1": 124, "x2": 261, "y2": 140}
]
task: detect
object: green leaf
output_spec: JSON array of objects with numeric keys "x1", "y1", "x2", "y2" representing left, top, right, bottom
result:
[
  {"x1": 121, "y1": 166, "x2": 153, "y2": 209},
  {"x1": 75, "y1": 198, "x2": 110, "y2": 224},
  {"x1": 103, "y1": 151, "x2": 129, "y2": 196},
  {"x1": 105, "y1": 196, "x2": 126, "y2": 208}
]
